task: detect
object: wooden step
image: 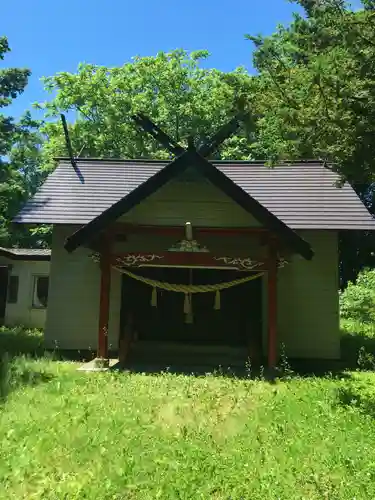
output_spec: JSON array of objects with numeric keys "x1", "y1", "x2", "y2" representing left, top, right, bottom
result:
[
  {"x1": 131, "y1": 341, "x2": 247, "y2": 355},
  {"x1": 126, "y1": 341, "x2": 249, "y2": 369}
]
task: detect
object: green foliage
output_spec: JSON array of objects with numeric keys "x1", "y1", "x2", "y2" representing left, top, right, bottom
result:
[
  {"x1": 340, "y1": 268, "x2": 375, "y2": 323},
  {"x1": 1, "y1": 48, "x2": 258, "y2": 248},
  {"x1": 340, "y1": 317, "x2": 375, "y2": 369},
  {"x1": 340, "y1": 268, "x2": 375, "y2": 367},
  {"x1": 341, "y1": 318, "x2": 375, "y2": 338},
  {"x1": 0, "y1": 37, "x2": 29, "y2": 108},
  {"x1": 35, "y1": 49, "x2": 257, "y2": 170},
  {"x1": 247, "y1": 0, "x2": 375, "y2": 183},
  {"x1": 337, "y1": 372, "x2": 375, "y2": 417},
  {"x1": 0, "y1": 353, "x2": 54, "y2": 404},
  {"x1": 0, "y1": 327, "x2": 46, "y2": 403},
  {"x1": 0, "y1": 326, "x2": 43, "y2": 358},
  {"x1": 357, "y1": 345, "x2": 375, "y2": 370},
  {"x1": 0, "y1": 37, "x2": 46, "y2": 248}
]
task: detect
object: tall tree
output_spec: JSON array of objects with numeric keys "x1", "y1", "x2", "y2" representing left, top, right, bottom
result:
[
  {"x1": 247, "y1": 0, "x2": 375, "y2": 184},
  {"x1": 35, "y1": 49, "x2": 257, "y2": 169},
  {"x1": 0, "y1": 36, "x2": 44, "y2": 247},
  {"x1": 246, "y1": 0, "x2": 375, "y2": 284}
]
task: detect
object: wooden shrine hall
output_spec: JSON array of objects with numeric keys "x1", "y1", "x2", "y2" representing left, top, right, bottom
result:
[
  {"x1": 15, "y1": 112, "x2": 371, "y2": 369},
  {"x1": 63, "y1": 114, "x2": 313, "y2": 369}
]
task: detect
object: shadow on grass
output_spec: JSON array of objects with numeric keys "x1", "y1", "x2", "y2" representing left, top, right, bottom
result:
[
  {"x1": 113, "y1": 359, "x2": 354, "y2": 382},
  {"x1": 337, "y1": 389, "x2": 375, "y2": 418},
  {"x1": 0, "y1": 327, "x2": 99, "y2": 363},
  {"x1": 336, "y1": 381, "x2": 375, "y2": 419},
  {"x1": 1, "y1": 326, "x2": 374, "y2": 382},
  {"x1": 341, "y1": 330, "x2": 375, "y2": 369},
  {"x1": 113, "y1": 361, "x2": 255, "y2": 379},
  {"x1": 0, "y1": 326, "x2": 44, "y2": 359},
  {"x1": 287, "y1": 332, "x2": 375, "y2": 378},
  {"x1": 0, "y1": 327, "x2": 56, "y2": 403},
  {"x1": 0, "y1": 354, "x2": 55, "y2": 404}
]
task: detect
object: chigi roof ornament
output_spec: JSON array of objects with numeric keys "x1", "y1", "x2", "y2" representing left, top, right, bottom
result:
[{"x1": 63, "y1": 111, "x2": 314, "y2": 260}]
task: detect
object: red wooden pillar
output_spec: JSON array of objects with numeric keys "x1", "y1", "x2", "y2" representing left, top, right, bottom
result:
[
  {"x1": 98, "y1": 240, "x2": 111, "y2": 359},
  {"x1": 267, "y1": 238, "x2": 278, "y2": 369}
]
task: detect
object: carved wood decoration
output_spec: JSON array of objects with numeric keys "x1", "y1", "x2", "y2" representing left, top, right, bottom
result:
[{"x1": 111, "y1": 252, "x2": 270, "y2": 272}]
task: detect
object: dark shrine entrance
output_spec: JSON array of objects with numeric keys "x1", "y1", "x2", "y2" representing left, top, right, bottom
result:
[{"x1": 120, "y1": 267, "x2": 263, "y2": 350}]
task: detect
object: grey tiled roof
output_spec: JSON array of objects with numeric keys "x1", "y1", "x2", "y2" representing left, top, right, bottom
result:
[
  {"x1": 0, "y1": 247, "x2": 51, "y2": 260},
  {"x1": 13, "y1": 159, "x2": 375, "y2": 230}
]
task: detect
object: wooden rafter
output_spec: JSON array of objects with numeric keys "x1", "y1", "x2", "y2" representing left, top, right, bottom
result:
[
  {"x1": 197, "y1": 114, "x2": 242, "y2": 158},
  {"x1": 132, "y1": 113, "x2": 185, "y2": 157},
  {"x1": 60, "y1": 114, "x2": 77, "y2": 170},
  {"x1": 267, "y1": 236, "x2": 278, "y2": 369},
  {"x1": 132, "y1": 112, "x2": 244, "y2": 159}
]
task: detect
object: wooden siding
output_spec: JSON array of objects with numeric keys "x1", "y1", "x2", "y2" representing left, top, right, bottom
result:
[
  {"x1": 0, "y1": 256, "x2": 11, "y2": 266},
  {"x1": 45, "y1": 226, "x2": 340, "y2": 359},
  {"x1": 270, "y1": 230, "x2": 340, "y2": 359},
  {"x1": 44, "y1": 225, "x2": 121, "y2": 350},
  {"x1": 118, "y1": 177, "x2": 261, "y2": 227},
  {"x1": 45, "y1": 226, "x2": 264, "y2": 350}
]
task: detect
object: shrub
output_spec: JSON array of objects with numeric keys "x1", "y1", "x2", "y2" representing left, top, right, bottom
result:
[
  {"x1": 340, "y1": 268, "x2": 375, "y2": 324},
  {"x1": 336, "y1": 373, "x2": 375, "y2": 418}
]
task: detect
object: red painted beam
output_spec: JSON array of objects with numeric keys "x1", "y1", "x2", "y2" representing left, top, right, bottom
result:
[
  {"x1": 112, "y1": 252, "x2": 268, "y2": 272},
  {"x1": 98, "y1": 243, "x2": 111, "y2": 359},
  {"x1": 267, "y1": 239, "x2": 278, "y2": 369}
]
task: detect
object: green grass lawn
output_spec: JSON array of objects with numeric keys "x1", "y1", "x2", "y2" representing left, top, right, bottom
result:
[{"x1": 1, "y1": 328, "x2": 375, "y2": 499}]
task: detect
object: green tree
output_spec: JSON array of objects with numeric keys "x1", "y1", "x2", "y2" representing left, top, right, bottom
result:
[
  {"x1": 247, "y1": 0, "x2": 375, "y2": 285},
  {"x1": 35, "y1": 49, "x2": 257, "y2": 169},
  {"x1": 340, "y1": 268, "x2": 375, "y2": 323},
  {"x1": 0, "y1": 36, "x2": 45, "y2": 247},
  {"x1": 247, "y1": 0, "x2": 375, "y2": 184}
]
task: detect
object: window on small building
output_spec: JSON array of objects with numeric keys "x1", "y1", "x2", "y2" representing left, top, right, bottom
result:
[
  {"x1": 7, "y1": 275, "x2": 19, "y2": 304},
  {"x1": 32, "y1": 276, "x2": 49, "y2": 308}
]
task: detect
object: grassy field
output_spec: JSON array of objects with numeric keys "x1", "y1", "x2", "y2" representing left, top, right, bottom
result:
[{"x1": 1, "y1": 328, "x2": 375, "y2": 499}]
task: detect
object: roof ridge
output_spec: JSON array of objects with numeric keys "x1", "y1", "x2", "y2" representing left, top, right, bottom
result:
[
  {"x1": 56, "y1": 157, "x2": 326, "y2": 167},
  {"x1": 55, "y1": 157, "x2": 169, "y2": 165}
]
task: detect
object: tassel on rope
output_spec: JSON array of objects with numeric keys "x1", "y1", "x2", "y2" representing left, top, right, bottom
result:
[
  {"x1": 186, "y1": 311, "x2": 194, "y2": 324},
  {"x1": 186, "y1": 294, "x2": 194, "y2": 324},
  {"x1": 214, "y1": 290, "x2": 221, "y2": 310},
  {"x1": 183, "y1": 292, "x2": 190, "y2": 314},
  {"x1": 151, "y1": 287, "x2": 158, "y2": 307},
  {"x1": 185, "y1": 268, "x2": 194, "y2": 324},
  {"x1": 184, "y1": 293, "x2": 193, "y2": 324}
]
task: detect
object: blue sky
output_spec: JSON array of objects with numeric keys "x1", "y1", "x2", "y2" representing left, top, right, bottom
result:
[{"x1": 3, "y1": 0, "x2": 305, "y2": 119}]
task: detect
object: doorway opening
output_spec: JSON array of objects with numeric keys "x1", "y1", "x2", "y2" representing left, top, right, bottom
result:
[{"x1": 120, "y1": 267, "x2": 263, "y2": 353}]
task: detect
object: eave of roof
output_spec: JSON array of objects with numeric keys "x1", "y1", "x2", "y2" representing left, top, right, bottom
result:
[
  {"x1": 0, "y1": 247, "x2": 51, "y2": 261},
  {"x1": 13, "y1": 158, "x2": 375, "y2": 235},
  {"x1": 64, "y1": 150, "x2": 314, "y2": 260}
]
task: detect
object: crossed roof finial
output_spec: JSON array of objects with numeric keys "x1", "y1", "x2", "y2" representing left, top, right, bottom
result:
[{"x1": 131, "y1": 113, "x2": 244, "y2": 159}]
